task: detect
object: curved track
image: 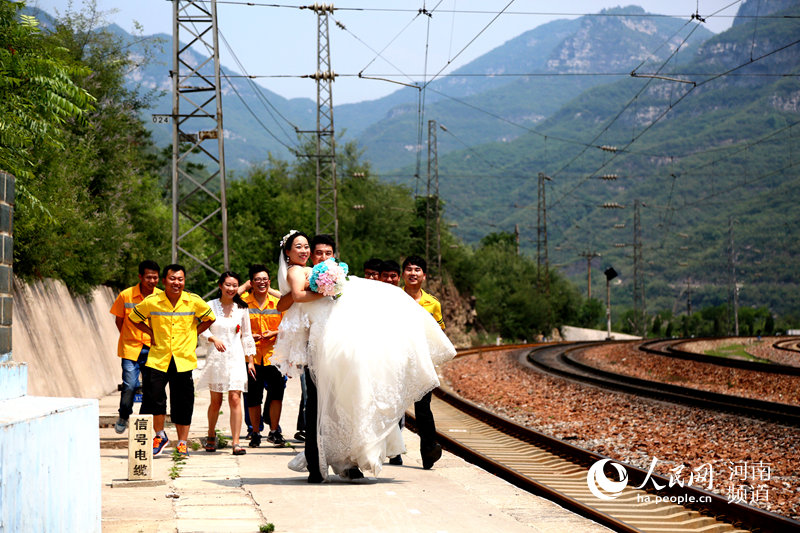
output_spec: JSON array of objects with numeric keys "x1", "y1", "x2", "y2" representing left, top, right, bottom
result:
[
  {"x1": 773, "y1": 338, "x2": 800, "y2": 354},
  {"x1": 529, "y1": 342, "x2": 800, "y2": 427},
  {"x1": 640, "y1": 338, "x2": 800, "y2": 375},
  {"x1": 404, "y1": 343, "x2": 799, "y2": 533}
]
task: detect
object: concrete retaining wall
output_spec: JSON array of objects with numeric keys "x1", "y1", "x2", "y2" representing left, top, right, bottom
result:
[
  {"x1": 0, "y1": 390, "x2": 101, "y2": 532},
  {"x1": 11, "y1": 277, "x2": 120, "y2": 398}
]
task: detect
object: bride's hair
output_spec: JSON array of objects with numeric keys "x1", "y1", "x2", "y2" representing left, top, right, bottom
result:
[
  {"x1": 277, "y1": 230, "x2": 309, "y2": 295},
  {"x1": 281, "y1": 230, "x2": 310, "y2": 258}
]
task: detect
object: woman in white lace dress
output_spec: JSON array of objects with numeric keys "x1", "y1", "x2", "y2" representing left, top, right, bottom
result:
[
  {"x1": 197, "y1": 271, "x2": 256, "y2": 455},
  {"x1": 272, "y1": 231, "x2": 456, "y2": 481}
]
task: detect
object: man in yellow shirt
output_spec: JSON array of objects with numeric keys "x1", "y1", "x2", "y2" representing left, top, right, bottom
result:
[
  {"x1": 402, "y1": 255, "x2": 445, "y2": 469},
  {"x1": 129, "y1": 264, "x2": 215, "y2": 458},
  {"x1": 109, "y1": 260, "x2": 161, "y2": 434},
  {"x1": 242, "y1": 264, "x2": 284, "y2": 448}
]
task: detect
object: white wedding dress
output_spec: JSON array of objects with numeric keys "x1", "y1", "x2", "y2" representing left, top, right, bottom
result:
[
  {"x1": 196, "y1": 299, "x2": 256, "y2": 393},
  {"x1": 272, "y1": 271, "x2": 456, "y2": 479}
]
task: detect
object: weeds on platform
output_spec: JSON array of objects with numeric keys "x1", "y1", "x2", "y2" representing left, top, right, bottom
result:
[
  {"x1": 169, "y1": 448, "x2": 187, "y2": 479},
  {"x1": 259, "y1": 523, "x2": 275, "y2": 532},
  {"x1": 216, "y1": 429, "x2": 229, "y2": 449}
]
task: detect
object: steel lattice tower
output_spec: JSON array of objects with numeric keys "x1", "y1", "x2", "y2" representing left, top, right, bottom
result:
[
  {"x1": 426, "y1": 119, "x2": 441, "y2": 277},
  {"x1": 170, "y1": 0, "x2": 228, "y2": 291},
  {"x1": 310, "y1": 4, "x2": 339, "y2": 252}
]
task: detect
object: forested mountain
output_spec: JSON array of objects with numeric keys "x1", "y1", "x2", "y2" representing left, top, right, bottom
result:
[
  {"x1": 107, "y1": 5, "x2": 713, "y2": 172},
  {"x1": 355, "y1": 6, "x2": 713, "y2": 171},
  {"x1": 14, "y1": 1, "x2": 799, "y2": 330},
  {"x1": 423, "y1": 0, "x2": 800, "y2": 318}
]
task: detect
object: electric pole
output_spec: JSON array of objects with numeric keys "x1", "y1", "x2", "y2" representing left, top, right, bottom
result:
[
  {"x1": 426, "y1": 119, "x2": 441, "y2": 277},
  {"x1": 310, "y1": 3, "x2": 339, "y2": 252},
  {"x1": 170, "y1": 0, "x2": 228, "y2": 295},
  {"x1": 537, "y1": 172, "x2": 551, "y2": 292},
  {"x1": 728, "y1": 217, "x2": 739, "y2": 335},
  {"x1": 579, "y1": 250, "x2": 601, "y2": 299},
  {"x1": 633, "y1": 199, "x2": 646, "y2": 336},
  {"x1": 686, "y1": 277, "x2": 692, "y2": 316}
]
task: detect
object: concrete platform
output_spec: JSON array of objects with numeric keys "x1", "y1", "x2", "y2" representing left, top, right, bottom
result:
[{"x1": 100, "y1": 377, "x2": 612, "y2": 533}]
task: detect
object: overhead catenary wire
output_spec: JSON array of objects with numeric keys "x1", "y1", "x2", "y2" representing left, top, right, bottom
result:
[
  {"x1": 208, "y1": 0, "x2": 796, "y2": 25},
  {"x1": 217, "y1": 30, "x2": 305, "y2": 151},
  {"x1": 550, "y1": 31, "x2": 800, "y2": 214},
  {"x1": 547, "y1": 19, "x2": 702, "y2": 209},
  {"x1": 190, "y1": 0, "x2": 798, "y2": 263}
]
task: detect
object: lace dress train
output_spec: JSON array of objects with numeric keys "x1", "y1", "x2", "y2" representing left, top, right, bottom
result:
[{"x1": 273, "y1": 276, "x2": 456, "y2": 479}]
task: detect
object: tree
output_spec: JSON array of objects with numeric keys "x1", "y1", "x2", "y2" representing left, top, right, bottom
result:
[
  {"x1": 10, "y1": 2, "x2": 170, "y2": 293},
  {"x1": 0, "y1": 1, "x2": 94, "y2": 183},
  {"x1": 651, "y1": 314, "x2": 663, "y2": 337}
]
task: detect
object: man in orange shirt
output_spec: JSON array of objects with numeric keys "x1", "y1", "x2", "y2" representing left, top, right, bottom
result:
[
  {"x1": 242, "y1": 264, "x2": 285, "y2": 447},
  {"x1": 109, "y1": 260, "x2": 161, "y2": 434}
]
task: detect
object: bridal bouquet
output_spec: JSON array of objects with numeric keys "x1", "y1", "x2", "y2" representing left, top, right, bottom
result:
[{"x1": 309, "y1": 258, "x2": 349, "y2": 298}]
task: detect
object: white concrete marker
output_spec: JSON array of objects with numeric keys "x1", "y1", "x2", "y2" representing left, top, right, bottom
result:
[{"x1": 128, "y1": 414, "x2": 153, "y2": 480}]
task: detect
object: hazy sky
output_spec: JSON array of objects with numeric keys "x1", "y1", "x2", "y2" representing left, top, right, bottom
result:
[{"x1": 30, "y1": 1, "x2": 740, "y2": 104}]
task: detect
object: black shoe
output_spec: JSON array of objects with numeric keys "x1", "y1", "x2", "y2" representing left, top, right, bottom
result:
[
  {"x1": 343, "y1": 466, "x2": 364, "y2": 480},
  {"x1": 249, "y1": 432, "x2": 262, "y2": 448},
  {"x1": 389, "y1": 455, "x2": 403, "y2": 466},
  {"x1": 294, "y1": 430, "x2": 306, "y2": 442},
  {"x1": 267, "y1": 430, "x2": 285, "y2": 447},
  {"x1": 307, "y1": 473, "x2": 324, "y2": 484},
  {"x1": 421, "y1": 443, "x2": 442, "y2": 470}
]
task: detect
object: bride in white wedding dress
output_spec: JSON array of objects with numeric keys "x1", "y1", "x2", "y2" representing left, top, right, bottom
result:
[{"x1": 271, "y1": 231, "x2": 456, "y2": 480}]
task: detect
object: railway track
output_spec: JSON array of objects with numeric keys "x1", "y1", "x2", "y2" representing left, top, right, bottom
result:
[
  {"x1": 404, "y1": 343, "x2": 799, "y2": 533},
  {"x1": 640, "y1": 338, "x2": 800, "y2": 375},
  {"x1": 773, "y1": 338, "x2": 800, "y2": 353},
  {"x1": 529, "y1": 341, "x2": 800, "y2": 426}
]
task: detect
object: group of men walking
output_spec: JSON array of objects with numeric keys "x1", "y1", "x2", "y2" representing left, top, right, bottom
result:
[{"x1": 109, "y1": 248, "x2": 446, "y2": 471}]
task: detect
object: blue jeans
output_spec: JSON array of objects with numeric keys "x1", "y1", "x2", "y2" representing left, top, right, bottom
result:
[{"x1": 118, "y1": 345, "x2": 149, "y2": 420}]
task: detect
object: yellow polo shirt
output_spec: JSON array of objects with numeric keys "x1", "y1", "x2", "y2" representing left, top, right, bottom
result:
[
  {"x1": 242, "y1": 292, "x2": 283, "y2": 365},
  {"x1": 110, "y1": 284, "x2": 163, "y2": 360},
  {"x1": 419, "y1": 289, "x2": 445, "y2": 331},
  {"x1": 129, "y1": 291, "x2": 215, "y2": 372}
]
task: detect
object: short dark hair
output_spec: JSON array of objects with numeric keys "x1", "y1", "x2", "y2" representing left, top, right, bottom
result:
[
  {"x1": 310, "y1": 234, "x2": 336, "y2": 254},
  {"x1": 139, "y1": 260, "x2": 160, "y2": 276},
  {"x1": 379, "y1": 260, "x2": 401, "y2": 275},
  {"x1": 162, "y1": 263, "x2": 185, "y2": 278},
  {"x1": 363, "y1": 258, "x2": 382, "y2": 272},
  {"x1": 402, "y1": 255, "x2": 427, "y2": 274},
  {"x1": 249, "y1": 264, "x2": 270, "y2": 280}
]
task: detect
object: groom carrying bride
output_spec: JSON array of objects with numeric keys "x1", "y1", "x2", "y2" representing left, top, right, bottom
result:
[{"x1": 271, "y1": 231, "x2": 456, "y2": 483}]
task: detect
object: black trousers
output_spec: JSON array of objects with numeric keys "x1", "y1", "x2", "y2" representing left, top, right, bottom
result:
[
  {"x1": 414, "y1": 391, "x2": 437, "y2": 451},
  {"x1": 142, "y1": 357, "x2": 194, "y2": 426},
  {"x1": 304, "y1": 367, "x2": 321, "y2": 478}
]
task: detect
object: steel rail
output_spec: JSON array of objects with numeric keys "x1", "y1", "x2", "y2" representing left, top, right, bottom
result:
[
  {"x1": 530, "y1": 342, "x2": 800, "y2": 427},
  {"x1": 405, "y1": 344, "x2": 799, "y2": 533},
  {"x1": 640, "y1": 338, "x2": 800, "y2": 375}
]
